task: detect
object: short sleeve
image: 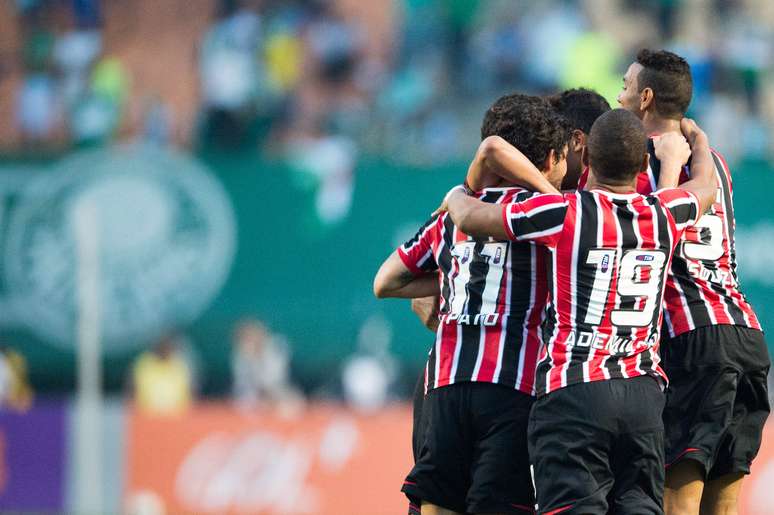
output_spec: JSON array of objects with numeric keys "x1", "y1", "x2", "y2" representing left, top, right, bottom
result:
[
  {"x1": 397, "y1": 215, "x2": 441, "y2": 276},
  {"x1": 653, "y1": 188, "x2": 701, "y2": 230},
  {"x1": 501, "y1": 193, "x2": 568, "y2": 247}
]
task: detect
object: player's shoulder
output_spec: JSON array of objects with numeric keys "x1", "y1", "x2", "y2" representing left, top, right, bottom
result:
[
  {"x1": 650, "y1": 187, "x2": 694, "y2": 202},
  {"x1": 648, "y1": 188, "x2": 699, "y2": 214},
  {"x1": 479, "y1": 186, "x2": 532, "y2": 203}
]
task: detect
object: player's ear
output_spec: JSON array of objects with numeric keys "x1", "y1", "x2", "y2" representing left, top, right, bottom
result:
[
  {"x1": 640, "y1": 87, "x2": 654, "y2": 112},
  {"x1": 640, "y1": 152, "x2": 650, "y2": 173},
  {"x1": 544, "y1": 149, "x2": 556, "y2": 170},
  {"x1": 571, "y1": 130, "x2": 585, "y2": 152},
  {"x1": 581, "y1": 145, "x2": 590, "y2": 167}
]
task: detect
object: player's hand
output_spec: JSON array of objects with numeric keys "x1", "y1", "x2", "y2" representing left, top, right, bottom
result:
[
  {"x1": 432, "y1": 185, "x2": 467, "y2": 217},
  {"x1": 680, "y1": 117, "x2": 708, "y2": 147},
  {"x1": 653, "y1": 132, "x2": 691, "y2": 167},
  {"x1": 411, "y1": 295, "x2": 440, "y2": 332}
]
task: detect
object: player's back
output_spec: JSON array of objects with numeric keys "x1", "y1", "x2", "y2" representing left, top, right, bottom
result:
[
  {"x1": 400, "y1": 187, "x2": 548, "y2": 395},
  {"x1": 536, "y1": 188, "x2": 699, "y2": 395},
  {"x1": 639, "y1": 140, "x2": 761, "y2": 337}
]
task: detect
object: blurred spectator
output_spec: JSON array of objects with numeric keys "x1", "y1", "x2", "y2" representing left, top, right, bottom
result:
[
  {"x1": 231, "y1": 319, "x2": 304, "y2": 412},
  {"x1": 341, "y1": 314, "x2": 398, "y2": 413},
  {"x1": 0, "y1": 345, "x2": 34, "y2": 411},
  {"x1": 286, "y1": 129, "x2": 357, "y2": 227},
  {"x1": 132, "y1": 334, "x2": 194, "y2": 416},
  {"x1": 15, "y1": 72, "x2": 60, "y2": 142}
]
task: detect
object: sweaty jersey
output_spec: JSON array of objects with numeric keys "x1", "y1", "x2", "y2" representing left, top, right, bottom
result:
[
  {"x1": 578, "y1": 139, "x2": 761, "y2": 338},
  {"x1": 502, "y1": 188, "x2": 700, "y2": 396},
  {"x1": 398, "y1": 187, "x2": 548, "y2": 396}
]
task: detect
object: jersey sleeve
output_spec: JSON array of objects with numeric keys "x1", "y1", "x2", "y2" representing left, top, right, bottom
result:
[
  {"x1": 501, "y1": 193, "x2": 568, "y2": 247},
  {"x1": 397, "y1": 215, "x2": 441, "y2": 276},
  {"x1": 653, "y1": 188, "x2": 701, "y2": 230}
]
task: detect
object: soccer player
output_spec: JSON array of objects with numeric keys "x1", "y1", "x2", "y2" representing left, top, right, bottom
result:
[
  {"x1": 617, "y1": 49, "x2": 770, "y2": 515},
  {"x1": 374, "y1": 93, "x2": 570, "y2": 515},
  {"x1": 444, "y1": 109, "x2": 717, "y2": 514},
  {"x1": 465, "y1": 88, "x2": 611, "y2": 193}
]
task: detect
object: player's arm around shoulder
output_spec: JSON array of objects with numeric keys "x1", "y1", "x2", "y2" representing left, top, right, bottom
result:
[
  {"x1": 676, "y1": 118, "x2": 718, "y2": 215},
  {"x1": 466, "y1": 136, "x2": 558, "y2": 193},
  {"x1": 446, "y1": 186, "x2": 567, "y2": 245}
]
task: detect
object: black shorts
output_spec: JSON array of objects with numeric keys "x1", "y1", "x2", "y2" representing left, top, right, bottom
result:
[
  {"x1": 402, "y1": 382, "x2": 535, "y2": 514},
  {"x1": 661, "y1": 324, "x2": 771, "y2": 480},
  {"x1": 528, "y1": 376, "x2": 666, "y2": 515},
  {"x1": 409, "y1": 371, "x2": 425, "y2": 515}
]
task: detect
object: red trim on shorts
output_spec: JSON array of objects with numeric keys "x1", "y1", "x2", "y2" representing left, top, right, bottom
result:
[
  {"x1": 403, "y1": 480, "x2": 418, "y2": 486},
  {"x1": 510, "y1": 503, "x2": 536, "y2": 513},
  {"x1": 665, "y1": 447, "x2": 701, "y2": 468},
  {"x1": 544, "y1": 505, "x2": 573, "y2": 515}
]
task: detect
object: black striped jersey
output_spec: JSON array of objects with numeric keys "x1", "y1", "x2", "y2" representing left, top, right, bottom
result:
[
  {"x1": 398, "y1": 187, "x2": 548, "y2": 395},
  {"x1": 578, "y1": 139, "x2": 761, "y2": 337},
  {"x1": 501, "y1": 187, "x2": 700, "y2": 396}
]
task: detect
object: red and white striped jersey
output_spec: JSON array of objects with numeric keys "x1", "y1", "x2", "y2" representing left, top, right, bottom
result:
[
  {"x1": 578, "y1": 139, "x2": 761, "y2": 337},
  {"x1": 502, "y1": 188, "x2": 700, "y2": 396},
  {"x1": 398, "y1": 187, "x2": 548, "y2": 396}
]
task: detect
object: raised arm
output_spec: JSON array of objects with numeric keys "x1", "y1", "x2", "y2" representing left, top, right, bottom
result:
[
  {"x1": 677, "y1": 118, "x2": 717, "y2": 214},
  {"x1": 654, "y1": 132, "x2": 691, "y2": 190},
  {"x1": 373, "y1": 251, "x2": 440, "y2": 299},
  {"x1": 466, "y1": 136, "x2": 560, "y2": 194}
]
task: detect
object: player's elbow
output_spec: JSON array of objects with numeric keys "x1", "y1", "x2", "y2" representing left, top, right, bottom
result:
[
  {"x1": 479, "y1": 136, "x2": 506, "y2": 163},
  {"x1": 373, "y1": 274, "x2": 388, "y2": 298}
]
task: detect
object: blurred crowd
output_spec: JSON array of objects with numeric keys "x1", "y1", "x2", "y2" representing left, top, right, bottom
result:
[
  {"x1": 129, "y1": 315, "x2": 400, "y2": 416},
  {"x1": 2, "y1": 0, "x2": 772, "y2": 164}
]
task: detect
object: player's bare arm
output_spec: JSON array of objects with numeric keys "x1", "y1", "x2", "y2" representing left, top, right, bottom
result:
[
  {"x1": 411, "y1": 296, "x2": 440, "y2": 332},
  {"x1": 466, "y1": 136, "x2": 560, "y2": 194},
  {"x1": 654, "y1": 132, "x2": 691, "y2": 189},
  {"x1": 373, "y1": 251, "x2": 440, "y2": 299},
  {"x1": 676, "y1": 118, "x2": 717, "y2": 214},
  {"x1": 445, "y1": 188, "x2": 509, "y2": 240}
]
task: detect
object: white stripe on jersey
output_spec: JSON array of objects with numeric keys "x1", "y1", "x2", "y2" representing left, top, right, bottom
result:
[
  {"x1": 448, "y1": 323, "x2": 463, "y2": 384},
  {"x1": 584, "y1": 193, "x2": 606, "y2": 382},
  {"x1": 611, "y1": 203, "x2": 629, "y2": 379},
  {"x1": 508, "y1": 201, "x2": 566, "y2": 219},
  {"x1": 492, "y1": 243, "x2": 514, "y2": 384},
  {"x1": 416, "y1": 248, "x2": 434, "y2": 269},
  {"x1": 562, "y1": 192, "x2": 582, "y2": 389},
  {"x1": 516, "y1": 225, "x2": 563, "y2": 241},
  {"x1": 515, "y1": 244, "x2": 537, "y2": 391},
  {"x1": 471, "y1": 324, "x2": 487, "y2": 382}
]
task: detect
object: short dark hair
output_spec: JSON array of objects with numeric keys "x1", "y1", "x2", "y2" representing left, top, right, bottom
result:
[
  {"x1": 635, "y1": 49, "x2": 692, "y2": 120},
  {"x1": 547, "y1": 88, "x2": 611, "y2": 134},
  {"x1": 481, "y1": 94, "x2": 571, "y2": 171},
  {"x1": 587, "y1": 109, "x2": 647, "y2": 184}
]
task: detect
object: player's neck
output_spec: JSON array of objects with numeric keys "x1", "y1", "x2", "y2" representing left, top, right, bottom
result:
[
  {"x1": 641, "y1": 113, "x2": 681, "y2": 136},
  {"x1": 584, "y1": 173, "x2": 637, "y2": 194}
]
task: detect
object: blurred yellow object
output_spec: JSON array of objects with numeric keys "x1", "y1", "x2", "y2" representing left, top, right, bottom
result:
[
  {"x1": 0, "y1": 348, "x2": 33, "y2": 411},
  {"x1": 132, "y1": 350, "x2": 192, "y2": 416},
  {"x1": 559, "y1": 32, "x2": 622, "y2": 108},
  {"x1": 92, "y1": 57, "x2": 130, "y2": 105},
  {"x1": 265, "y1": 33, "x2": 303, "y2": 92}
]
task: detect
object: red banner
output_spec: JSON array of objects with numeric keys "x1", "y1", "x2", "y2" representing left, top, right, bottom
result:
[
  {"x1": 740, "y1": 420, "x2": 774, "y2": 514},
  {"x1": 125, "y1": 403, "x2": 413, "y2": 515}
]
